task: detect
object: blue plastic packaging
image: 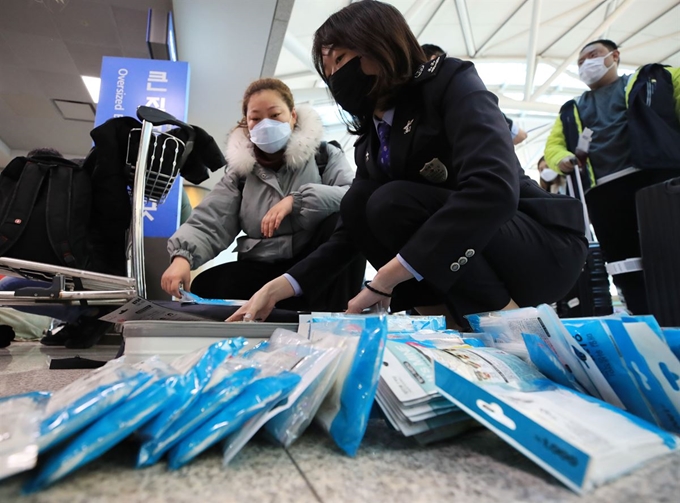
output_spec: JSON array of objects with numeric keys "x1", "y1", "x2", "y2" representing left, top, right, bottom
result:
[
  {"x1": 521, "y1": 332, "x2": 584, "y2": 392},
  {"x1": 138, "y1": 338, "x2": 244, "y2": 441},
  {"x1": 602, "y1": 318, "x2": 680, "y2": 433},
  {"x1": 662, "y1": 328, "x2": 680, "y2": 360},
  {"x1": 38, "y1": 359, "x2": 150, "y2": 452},
  {"x1": 561, "y1": 319, "x2": 658, "y2": 424},
  {"x1": 179, "y1": 288, "x2": 246, "y2": 307},
  {"x1": 311, "y1": 315, "x2": 387, "y2": 456},
  {"x1": 234, "y1": 329, "x2": 344, "y2": 452},
  {"x1": 0, "y1": 392, "x2": 51, "y2": 480},
  {"x1": 166, "y1": 372, "x2": 301, "y2": 469},
  {"x1": 387, "y1": 315, "x2": 446, "y2": 333},
  {"x1": 25, "y1": 359, "x2": 180, "y2": 492},
  {"x1": 137, "y1": 361, "x2": 258, "y2": 467}
]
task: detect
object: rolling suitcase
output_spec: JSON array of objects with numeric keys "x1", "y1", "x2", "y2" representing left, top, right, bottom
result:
[
  {"x1": 636, "y1": 177, "x2": 680, "y2": 327},
  {"x1": 555, "y1": 160, "x2": 613, "y2": 318}
]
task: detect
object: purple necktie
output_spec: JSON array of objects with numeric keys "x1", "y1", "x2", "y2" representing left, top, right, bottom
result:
[{"x1": 377, "y1": 121, "x2": 391, "y2": 173}]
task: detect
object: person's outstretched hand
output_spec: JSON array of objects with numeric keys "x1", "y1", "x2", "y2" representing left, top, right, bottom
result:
[
  {"x1": 345, "y1": 280, "x2": 392, "y2": 314},
  {"x1": 261, "y1": 196, "x2": 294, "y2": 238},
  {"x1": 161, "y1": 256, "x2": 191, "y2": 298},
  {"x1": 226, "y1": 276, "x2": 295, "y2": 322},
  {"x1": 345, "y1": 257, "x2": 414, "y2": 314}
]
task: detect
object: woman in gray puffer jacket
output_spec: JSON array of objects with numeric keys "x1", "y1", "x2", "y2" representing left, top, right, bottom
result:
[{"x1": 161, "y1": 78, "x2": 364, "y2": 311}]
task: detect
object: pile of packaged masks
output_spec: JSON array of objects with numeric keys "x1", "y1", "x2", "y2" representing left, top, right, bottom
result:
[
  {"x1": 0, "y1": 314, "x2": 387, "y2": 493},
  {"x1": 3, "y1": 306, "x2": 680, "y2": 495}
]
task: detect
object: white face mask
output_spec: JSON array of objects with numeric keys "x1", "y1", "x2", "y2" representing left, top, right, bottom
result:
[
  {"x1": 249, "y1": 118, "x2": 292, "y2": 154},
  {"x1": 540, "y1": 168, "x2": 559, "y2": 183},
  {"x1": 578, "y1": 51, "x2": 615, "y2": 86}
]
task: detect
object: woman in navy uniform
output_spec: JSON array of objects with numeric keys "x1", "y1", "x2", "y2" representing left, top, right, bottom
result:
[{"x1": 228, "y1": 1, "x2": 587, "y2": 326}]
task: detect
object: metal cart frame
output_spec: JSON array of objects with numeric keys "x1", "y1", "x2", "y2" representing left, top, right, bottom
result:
[{"x1": 0, "y1": 106, "x2": 194, "y2": 308}]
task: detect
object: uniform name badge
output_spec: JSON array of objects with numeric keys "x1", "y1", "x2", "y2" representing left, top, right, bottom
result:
[{"x1": 420, "y1": 158, "x2": 448, "y2": 183}]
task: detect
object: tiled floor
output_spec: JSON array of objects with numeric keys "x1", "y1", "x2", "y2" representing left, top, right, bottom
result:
[{"x1": 1, "y1": 341, "x2": 679, "y2": 503}]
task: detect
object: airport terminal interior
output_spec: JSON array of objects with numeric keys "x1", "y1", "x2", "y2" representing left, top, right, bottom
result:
[{"x1": 1, "y1": 1, "x2": 680, "y2": 502}]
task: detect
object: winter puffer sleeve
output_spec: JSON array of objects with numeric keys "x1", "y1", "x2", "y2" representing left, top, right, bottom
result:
[
  {"x1": 167, "y1": 168, "x2": 242, "y2": 269},
  {"x1": 290, "y1": 144, "x2": 354, "y2": 230}
]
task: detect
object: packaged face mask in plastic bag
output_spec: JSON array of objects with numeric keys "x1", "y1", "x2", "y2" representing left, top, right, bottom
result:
[
  {"x1": 602, "y1": 318, "x2": 680, "y2": 433},
  {"x1": 222, "y1": 329, "x2": 344, "y2": 459},
  {"x1": 166, "y1": 371, "x2": 301, "y2": 469},
  {"x1": 311, "y1": 314, "x2": 387, "y2": 457},
  {"x1": 138, "y1": 338, "x2": 244, "y2": 442},
  {"x1": 662, "y1": 328, "x2": 680, "y2": 360},
  {"x1": 39, "y1": 358, "x2": 150, "y2": 452},
  {"x1": 179, "y1": 287, "x2": 246, "y2": 307},
  {"x1": 536, "y1": 305, "x2": 623, "y2": 406},
  {"x1": 561, "y1": 319, "x2": 658, "y2": 424},
  {"x1": 521, "y1": 332, "x2": 585, "y2": 392},
  {"x1": 25, "y1": 358, "x2": 180, "y2": 492},
  {"x1": 431, "y1": 346, "x2": 680, "y2": 494},
  {"x1": 0, "y1": 392, "x2": 50, "y2": 480},
  {"x1": 462, "y1": 337, "x2": 488, "y2": 348},
  {"x1": 387, "y1": 315, "x2": 446, "y2": 334},
  {"x1": 388, "y1": 329, "x2": 463, "y2": 348},
  {"x1": 467, "y1": 305, "x2": 622, "y2": 406},
  {"x1": 465, "y1": 309, "x2": 537, "y2": 361},
  {"x1": 137, "y1": 358, "x2": 258, "y2": 467}
]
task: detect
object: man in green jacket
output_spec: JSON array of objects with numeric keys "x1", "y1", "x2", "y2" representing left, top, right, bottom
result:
[{"x1": 544, "y1": 39, "x2": 680, "y2": 315}]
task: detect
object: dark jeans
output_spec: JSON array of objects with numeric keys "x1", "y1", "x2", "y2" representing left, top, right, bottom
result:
[
  {"x1": 340, "y1": 180, "x2": 588, "y2": 324},
  {"x1": 191, "y1": 213, "x2": 366, "y2": 312},
  {"x1": 585, "y1": 168, "x2": 680, "y2": 314}
]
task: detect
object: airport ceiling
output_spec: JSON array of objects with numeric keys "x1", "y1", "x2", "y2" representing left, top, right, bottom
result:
[{"x1": 0, "y1": 0, "x2": 678, "y2": 165}]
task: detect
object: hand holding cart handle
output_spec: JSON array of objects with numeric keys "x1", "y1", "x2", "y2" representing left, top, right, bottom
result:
[{"x1": 566, "y1": 128, "x2": 594, "y2": 242}]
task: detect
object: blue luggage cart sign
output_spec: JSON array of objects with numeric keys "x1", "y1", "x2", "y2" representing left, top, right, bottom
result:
[{"x1": 95, "y1": 56, "x2": 190, "y2": 238}]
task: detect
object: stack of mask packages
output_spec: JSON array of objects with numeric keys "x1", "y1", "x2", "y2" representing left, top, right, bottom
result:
[
  {"x1": 0, "y1": 314, "x2": 389, "y2": 493},
  {"x1": 426, "y1": 305, "x2": 680, "y2": 494},
  {"x1": 375, "y1": 316, "x2": 484, "y2": 444}
]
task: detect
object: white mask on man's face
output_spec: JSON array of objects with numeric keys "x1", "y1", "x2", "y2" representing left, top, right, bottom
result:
[{"x1": 578, "y1": 51, "x2": 615, "y2": 86}]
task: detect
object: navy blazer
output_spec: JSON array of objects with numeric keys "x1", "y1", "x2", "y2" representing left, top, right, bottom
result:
[{"x1": 289, "y1": 56, "x2": 584, "y2": 296}]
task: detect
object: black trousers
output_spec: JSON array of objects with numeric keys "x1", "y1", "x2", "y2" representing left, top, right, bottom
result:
[
  {"x1": 585, "y1": 168, "x2": 680, "y2": 314},
  {"x1": 341, "y1": 180, "x2": 587, "y2": 325},
  {"x1": 191, "y1": 213, "x2": 366, "y2": 312}
]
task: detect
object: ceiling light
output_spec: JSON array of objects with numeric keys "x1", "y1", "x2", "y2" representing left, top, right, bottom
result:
[
  {"x1": 81, "y1": 76, "x2": 101, "y2": 104},
  {"x1": 53, "y1": 99, "x2": 96, "y2": 122}
]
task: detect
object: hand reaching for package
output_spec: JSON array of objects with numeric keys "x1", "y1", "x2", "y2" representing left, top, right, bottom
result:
[
  {"x1": 345, "y1": 283, "x2": 392, "y2": 314},
  {"x1": 161, "y1": 256, "x2": 191, "y2": 298},
  {"x1": 226, "y1": 276, "x2": 294, "y2": 322},
  {"x1": 345, "y1": 257, "x2": 414, "y2": 314},
  {"x1": 261, "y1": 196, "x2": 294, "y2": 238}
]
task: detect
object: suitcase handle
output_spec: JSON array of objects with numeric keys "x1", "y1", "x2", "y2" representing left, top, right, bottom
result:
[{"x1": 664, "y1": 177, "x2": 680, "y2": 194}]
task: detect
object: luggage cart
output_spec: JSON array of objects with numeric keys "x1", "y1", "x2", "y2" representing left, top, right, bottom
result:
[{"x1": 0, "y1": 106, "x2": 195, "y2": 307}]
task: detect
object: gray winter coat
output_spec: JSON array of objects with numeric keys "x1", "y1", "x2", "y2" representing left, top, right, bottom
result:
[{"x1": 168, "y1": 105, "x2": 354, "y2": 269}]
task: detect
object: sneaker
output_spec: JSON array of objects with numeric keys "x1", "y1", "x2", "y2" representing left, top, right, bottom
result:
[{"x1": 40, "y1": 324, "x2": 72, "y2": 346}]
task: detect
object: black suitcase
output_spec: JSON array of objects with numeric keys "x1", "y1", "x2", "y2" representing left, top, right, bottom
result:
[
  {"x1": 636, "y1": 177, "x2": 680, "y2": 326},
  {"x1": 556, "y1": 242, "x2": 613, "y2": 318},
  {"x1": 556, "y1": 169, "x2": 613, "y2": 318}
]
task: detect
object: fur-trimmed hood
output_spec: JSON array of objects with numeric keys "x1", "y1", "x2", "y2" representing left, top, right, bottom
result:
[{"x1": 225, "y1": 104, "x2": 324, "y2": 176}]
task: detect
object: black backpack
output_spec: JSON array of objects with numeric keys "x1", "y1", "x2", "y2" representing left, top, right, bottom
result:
[
  {"x1": 0, "y1": 155, "x2": 94, "y2": 270},
  {"x1": 316, "y1": 140, "x2": 343, "y2": 176},
  {"x1": 0, "y1": 113, "x2": 225, "y2": 276}
]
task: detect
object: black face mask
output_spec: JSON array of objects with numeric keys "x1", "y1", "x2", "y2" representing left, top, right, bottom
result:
[{"x1": 329, "y1": 56, "x2": 376, "y2": 117}]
